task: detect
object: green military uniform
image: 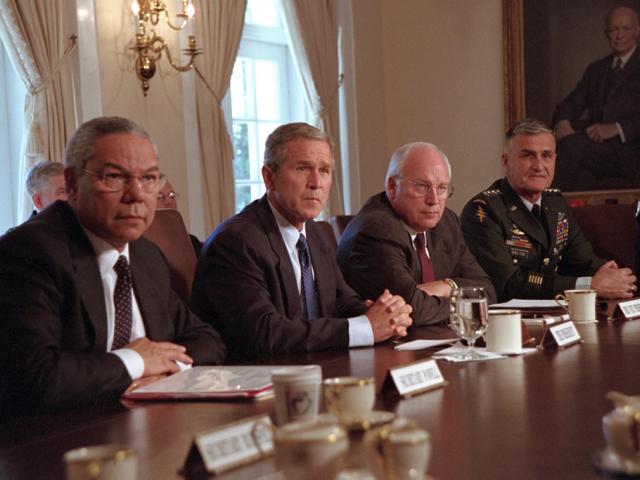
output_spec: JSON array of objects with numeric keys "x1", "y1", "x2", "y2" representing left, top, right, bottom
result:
[{"x1": 460, "y1": 178, "x2": 605, "y2": 302}]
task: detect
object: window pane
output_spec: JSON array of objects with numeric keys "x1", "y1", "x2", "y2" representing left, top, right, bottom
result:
[
  {"x1": 232, "y1": 122, "x2": 250, "y2": 180},
  {"x1": 235, "y1": 185, "x2": 252, "y2": 211},
  {"x1": 231, "y1": 58, "x2": 255, "y2": 120},
  {"x1": 255, "y1": 59, "x2": 281, "y2": 120},
  {"x1": 245, "y1": 0, "x2": 280, "y2": 28}
]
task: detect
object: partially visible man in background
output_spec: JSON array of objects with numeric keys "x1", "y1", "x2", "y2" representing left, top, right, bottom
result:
[
  {"x1": 26, "y1": 160, "x2": 67, "y2": 214},
  {"x1": 156, "y1": 180, "x2": 202, "y2": 256}
]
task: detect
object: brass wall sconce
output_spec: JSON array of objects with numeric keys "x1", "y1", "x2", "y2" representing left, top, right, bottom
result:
[{"x1": 130, "y1": 0, "x2": 202, "y2": 96}]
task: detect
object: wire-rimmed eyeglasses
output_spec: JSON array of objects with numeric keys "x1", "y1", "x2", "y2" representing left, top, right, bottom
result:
[
  {"x1": 82, "y1": 169, "x2": 167, "y2": 193},
  {"x1": 396, "y1": 176, "x2": 454, "y2": 198}
]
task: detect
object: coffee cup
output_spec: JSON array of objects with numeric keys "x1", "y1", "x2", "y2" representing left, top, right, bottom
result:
[
  {"x1": 323, "y1": 376, "x2": 375, "y2": 422},
  {"x1": 554, "y1": 289, "x2": 597, "y2": 323},
  {"x1": 272, "y1": 365, "x2": 322, "y2": 425},
  {"x1": 485, "y1": 309, "x2": 522, "y2": 354},
  {"x1": 371, "y1": 418, "x2": 431, "y2": 480},
  {"x1": 64, "y1": 445, "x2": 137, "y2": 480},
  {"x1": 274, "y1": 415, "x2": 349, "y2": 480}
]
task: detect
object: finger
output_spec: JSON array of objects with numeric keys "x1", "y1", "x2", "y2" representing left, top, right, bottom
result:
[
  {"x1": 152, "y1": 342, "x2": 187, "y2": 353},
  {"x1": 393, "y1": 326, "x2": 408, "y2": 337}
]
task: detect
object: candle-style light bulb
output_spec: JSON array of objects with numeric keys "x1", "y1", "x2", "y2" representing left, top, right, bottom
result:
[
  {"x1": 131, "y1": 0, "x2": 140, "y2": 16},
  {"x1": 185, "y1": 2, "x2": 195, "y2": 19}
]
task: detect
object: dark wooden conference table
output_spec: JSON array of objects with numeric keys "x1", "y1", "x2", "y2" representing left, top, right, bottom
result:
[{"x1": 2, "y1": 317, "x2": 640, "y2": 479}]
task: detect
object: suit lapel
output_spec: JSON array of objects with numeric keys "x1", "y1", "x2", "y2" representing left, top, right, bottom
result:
[
  {"x1": 256, "y1": 197, "x2": 304, "y2": 318},
  {"x1": 129, "y1": 242, "x2": 163, "y2": 339},
  {"x1": 64, "y1": 206, "x2": 109, "y2": 350}
]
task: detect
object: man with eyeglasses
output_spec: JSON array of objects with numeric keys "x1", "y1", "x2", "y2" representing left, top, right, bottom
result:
[
  {"x1": 552, "y1": 5, "x2": 640, "y2": 190},
  {"x1": 0, "y1": 116, "x2": 225, "y2": 414},
  {"x1": 337, "y1": 142, "x2": 495, "y2": 326},
  {"x1": 461, "y1": 118, "x2": 636, "y2": 302}
]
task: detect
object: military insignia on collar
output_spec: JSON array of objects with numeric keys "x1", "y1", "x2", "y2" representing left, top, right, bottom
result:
[
  {"x1": 544, "y1": 188, "x2": 562, "y2": 194},
  {"x1": 481, "y1": 189, "x2": 501, "y2": 197},
  {"x1": 475, "y1": 203, "x2": 487, "y2": 222},
  {"x1": 509, "y1": 205, "x2": 517, "y2": 212},
  {"x1": 511, "y1": 226, "x2": 525, "y2": 236}
]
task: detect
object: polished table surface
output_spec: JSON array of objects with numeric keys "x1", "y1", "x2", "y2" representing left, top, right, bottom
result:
[{"x1": 3, "y1": 318, "x2": 640, "y2": 479}]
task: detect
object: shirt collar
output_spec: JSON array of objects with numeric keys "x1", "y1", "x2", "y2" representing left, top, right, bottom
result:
[
  {"x1": 615, "y1": 45, "x2": 636, "y2": 68},
  {"x1": 267, "y1": 199, "x2": 308, "y2": 252},
  {"x1": 519, "y1": 195, "x2": 541, "y2": 212},
  {"x1": 82, "y1": 227, "x2": 131, "y2": 278}
]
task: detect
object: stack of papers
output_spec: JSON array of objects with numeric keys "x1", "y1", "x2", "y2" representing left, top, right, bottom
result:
[
  {"x1": 433, "y1": 342, "x2": 537, "y2": 362},
  {"x1": 125, "y1": 366, "x2": 280, "y2": 400}
]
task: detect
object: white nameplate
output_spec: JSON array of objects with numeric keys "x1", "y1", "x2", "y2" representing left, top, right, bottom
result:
[
  {"x1": 617, "y1": 299, "x2": 640, "y2": 320},
  {"x1": 190, "y1": 414, "x2": 273, "y2": 475},
  {"x1": 549, "y1": 321, "x2": 581, "y2": 348},
  {"x1": 387, "y1": 358, "x2": 446, "y2": 397}
]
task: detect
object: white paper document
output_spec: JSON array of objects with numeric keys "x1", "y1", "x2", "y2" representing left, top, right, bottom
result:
[
  {"x1": 394, "y1": 338, "x2": 460, "y2": 351},
  {"x1": 433, "y1": 342, "x2": 537, "y2": 362}
]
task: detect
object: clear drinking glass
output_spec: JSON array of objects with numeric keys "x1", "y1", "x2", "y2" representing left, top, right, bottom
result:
[{"x1": 449, "y1": 286, "x2": 489, "y2": 360}]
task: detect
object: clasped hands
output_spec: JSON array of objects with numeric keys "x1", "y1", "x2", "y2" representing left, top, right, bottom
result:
[
  {"x1": 592, "y1": 260, "x2": 637, "y2": 299},
  {"x1": 554, "y1": 119, "x2": 619, "y2": 143},
  {"x1": 365, "y1": 289, "x2": 413, "y2": 342}
]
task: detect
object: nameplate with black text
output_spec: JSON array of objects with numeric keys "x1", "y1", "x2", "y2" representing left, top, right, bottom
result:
[
  {"x1": 616, "y1": 298, "x2": 640, "y2": 320},
  {"x1": 384, "y1": 358, "x2": 446, "y2": 397},
  {"x1": 541, "y1": 320, "x2": 582, "y2": 349},
  {"x1": 183, "y1": 414, "x2": 273, "y2": 476}
]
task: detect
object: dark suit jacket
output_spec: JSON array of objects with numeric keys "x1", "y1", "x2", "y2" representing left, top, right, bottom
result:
[
  {"x1": 191, "y1": 196, "x2": 367, "y2": 362},
  {"x1": 461, "y1": 178, "x2": 605, "y2": 302},
  {"x1": 552, "y1": 48, "x2": 640, "y2": 143},
  {"x1": 337, "y1": 192, "x2": 495, "y2": 326},
  {"x1": 0, "y1": 202, "x2": 226, "y2": 412}
]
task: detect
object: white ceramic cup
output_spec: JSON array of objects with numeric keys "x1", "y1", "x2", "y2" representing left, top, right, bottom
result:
[
  {"x1": 375, "y1": 418, "x2": 431, "y2": 480},
  {"x1": 485, "y1": 309, "x2": 522, "y2": 354},
  {"x1": 274, "y1": 415, "x2": 349, "y2": 480},
  {"x1": 272, "y1": 365, "x2": 322, "y2": 425},
  {"x1": 602, "y1": 408, "x2": 640, "y2": 458},
  {"x1": 555, "y1": 289, "x2": 597, "y2": 322},
  {"x1": 64, "y1": 445, "x2": 137, "y2": 480},
  {"x1": 323, "y1": 376, "x2": 375, "y2": 422}
]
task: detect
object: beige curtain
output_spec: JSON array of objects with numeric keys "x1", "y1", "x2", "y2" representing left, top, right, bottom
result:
[
  {"x1": 193, "y1": 0, "x2": 246, "y2": 231},
  {"x1": 0, "y1": 0, "x2": 76, "y2": 221},
  {"x1": 282, "y1": 0, "x2": 344, "y2": 214}
]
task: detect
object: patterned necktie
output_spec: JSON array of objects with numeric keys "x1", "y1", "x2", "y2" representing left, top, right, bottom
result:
[
  {"x1": 415, "y1": 232, "x2": 435, "y2": 283},
  {"x1": 112, "y1": 255, "x2": 133, "y2": 350},
  {"x1": 614, "y1": 57, "x2": 623, "y2": 73},
  {"x1": 296, "y1": 233, "x2": 318, "y2": 320}
]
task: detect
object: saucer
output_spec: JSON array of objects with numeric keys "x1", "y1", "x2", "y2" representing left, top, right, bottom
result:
[
  {"x1": 592, "y1": 448, "x2": 640, "y2": 478},
  {"x1": 340, "y1": 410, "x2": 395, "y2": 431}
]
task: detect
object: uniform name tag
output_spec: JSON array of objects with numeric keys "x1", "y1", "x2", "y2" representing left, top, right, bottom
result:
[
  {"x1": 617, "y1": 298, "x2": 640, "y2": 319},
  {"x1": 184, "y1": 415, "x2": 274, "y2": 476},
  {"x1": 549, "y1": 321, "x2": 582, "y2": 348},
  {"x1": 385, "y1": 359, "x2": 446, "y2": 397}
]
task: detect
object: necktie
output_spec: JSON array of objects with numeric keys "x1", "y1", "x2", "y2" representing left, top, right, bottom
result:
[
  {"x1": 297, "y1": 233, "x2": 318, "y2": 320},
  {"x1": 112, "y1": 255, "x2": 133, "y2": 350},
  {"x1": 415, "y1": 232, "x2": 435, "y2": 283},
  {"x1": 531, "y1": 204, "x2": 541, "y2": 220},
  {"x1": 614, "y1": 57, "x2": 623, "y2": 73}
]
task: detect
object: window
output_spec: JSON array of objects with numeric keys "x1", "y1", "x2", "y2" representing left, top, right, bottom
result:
[
  {"x1": 226, "y1": 0, "x2": 312, "y2": 212},
  {"x1": 0, "y1": 42, "x2": 26, "y2": 232}
]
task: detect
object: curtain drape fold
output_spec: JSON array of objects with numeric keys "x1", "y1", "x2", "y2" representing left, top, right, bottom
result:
[
  {"x1": 282, "y1": 0, "x2": 344, "y2": 214},
  {"x1": 0, "y1": 0, "x2": 76, "y2": 222},
  {"x1": 193, "y1": 0, "x2": 246, "y2": 232}
]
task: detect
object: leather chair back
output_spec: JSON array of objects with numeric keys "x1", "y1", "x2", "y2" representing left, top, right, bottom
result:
[
  {"x1": 143, "y1": 209, "x2": 197, "y2": 304},
  {"x1": 330, "y1": 215, "x2": 354, "y2": 243}
]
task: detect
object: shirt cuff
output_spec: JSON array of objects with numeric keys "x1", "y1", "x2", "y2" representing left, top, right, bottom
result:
[
  {"x1": 575, "y1": 276, "x2": 592, "y2": 289},
  {"x1": 111, "y1": 348, "x2": 144, "y2": 380},
  {"x1": 348, "y1": 315, "x2": 374, "y2": 347},
  {"x1": 616, "y1": 122, "x2": 626, "y2": 143}
]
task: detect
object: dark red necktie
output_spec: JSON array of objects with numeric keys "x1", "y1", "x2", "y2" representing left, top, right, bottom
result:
[
  {"x1": 415, "y1": 232, "x2": 435, "y2": 283},
  {"x1": 112, "y1": 255, "x2": 133, "y2": 350}
]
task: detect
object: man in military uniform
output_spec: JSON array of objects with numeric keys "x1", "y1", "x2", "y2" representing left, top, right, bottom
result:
[{"x1": 461, "y1": 118, "x2": 636, "y2": 302}]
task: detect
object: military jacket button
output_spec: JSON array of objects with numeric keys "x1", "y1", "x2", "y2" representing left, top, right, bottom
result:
[{"x1": 543, "y1": 257, "x2": 550, "y2": 265}]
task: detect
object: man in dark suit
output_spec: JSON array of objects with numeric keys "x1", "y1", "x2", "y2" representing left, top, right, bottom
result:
[
  {"x1": 0, "y1": 117, "x2": 226, "y2": 413},
  {"x1": 461, "y1": 118, "x2": 636, "y2": 301},
  {"x1": 192, "y1": 122, "x2": 412, "y2": 361},
  {"x1": 25, "y1": 160, "x2": 67, "y2": 214},
  {"x1": 337, "y1": 142, "x2": 495, "y2": 326},
  {"x1": 552, "y1": 5, "x2": 640, "y2": 190}
]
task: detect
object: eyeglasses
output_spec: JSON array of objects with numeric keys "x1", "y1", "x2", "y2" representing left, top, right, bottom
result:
[
  {"x1": 157, "y1": 190, "x2": 178, "y2": 201},
  {"x1": 396, "y1": 176, "x2": 454, "y2": 198},
  {"x1": 82, "y1": 169, "x2": 167, "y2": 193}
]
